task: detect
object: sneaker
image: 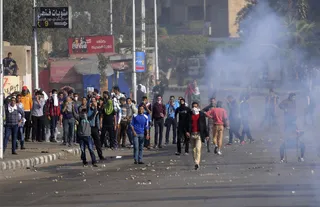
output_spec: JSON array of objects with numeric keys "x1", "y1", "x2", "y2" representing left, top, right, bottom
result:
[
  {"x1": 217, "y1": 149, "x2": 222, "y2": 155},
  {"x1": 92, "y1": 163, "x2": 98, "y2": 167},
  {"x1": 12, "y1": 152, "x2": 18, "y2": 155},
  {"x1": 280, "y1": 159, "x2": 285, "y2": 163},
  {"x1": 21, "y1": 147, "x2": 26, "y2": 150},
  {"x1": 130, "y1": 145, "x2": 134, "y2": 148},
  {"x1": 134, "y1": 161, "x2": 138, "y2": 164},
  {"x1": 99, "y1": 156, "x2": 105, "y2": 160},
  {"x1": 226, "y1": 143, "x2": 232, "y2": 146},
  {"x1": 207, "y1": 149, "x2": 211, "y2": 153},
  {"x1": 299, "y1": 157, "x2": 304, "y2": 162},
  {"x1": 138, "y1": 161, "x2": 145, "y2": 165},
  {"x1": 250, "y1": 139, "x2": 255, "y2": 143},
  {"x1": 214, "y1": 146, "x2": 218, "y2": 154},
  {"x1": 240, "y1": 141, "x2": 245, "y2": 145},
  {"x1": 175, "y1": 152, "x2": 181, "y2": 156},
  {"x1": 158, "y1": 145, "x2": 163, "y2": 149},
  {"x1": 184, "y1": 153, "x2": 189, "y2": 156},
  {"x1": 195, "y1": 164, "x2": 199, "y2": 170},
  {"x1": 83, "y1": 162, "x2": 89, "y2": 167}
]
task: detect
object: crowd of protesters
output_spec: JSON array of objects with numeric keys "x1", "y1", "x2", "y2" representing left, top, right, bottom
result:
[{"x1": 1, "y1": 77, "x2": 316, "y2": 169}]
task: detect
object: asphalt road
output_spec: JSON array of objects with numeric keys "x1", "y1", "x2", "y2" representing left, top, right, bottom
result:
[{"x1": 1, "y1": 89, "x2": 320, "y2": 207}]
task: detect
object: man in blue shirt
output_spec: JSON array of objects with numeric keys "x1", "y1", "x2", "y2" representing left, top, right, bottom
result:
[
  {"x1": 131, "y1": 106, "x2": 149, "y2": 164},
  {"x1": 165, "y1": 96, "x2": 179, "y2": 145}
]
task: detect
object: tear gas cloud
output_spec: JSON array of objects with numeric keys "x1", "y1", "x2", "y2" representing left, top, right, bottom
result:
[{"x1": 206, "y1": 1, "x2": 293, "y2": 90}]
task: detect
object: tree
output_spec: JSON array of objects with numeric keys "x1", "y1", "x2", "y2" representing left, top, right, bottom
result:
[{"x1": 158, "y1": 35, "x2": 210, "y2": 70}]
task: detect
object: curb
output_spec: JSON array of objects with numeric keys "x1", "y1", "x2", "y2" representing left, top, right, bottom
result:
[{"x1": 0, "y1": 147, "x2": 81, "y2": 171}]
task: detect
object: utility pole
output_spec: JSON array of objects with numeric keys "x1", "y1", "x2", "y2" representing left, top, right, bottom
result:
[
  {"x1": 203, "y1": 0, "x2": 206, "y2": 21},
  {"x1": 154, "y1": 0, "x2": 159, "y2": 80},
  {"x1": 110, "y1": 0, "x2": 113, "y2": 35},
  {"x1": 33, "y1": 0, "x2": 39, "y2": 89},
  {"x1": 141, "y1": 0, "x2": 146, "y2": 52},
  {"x1": 0, "y1": 0, "x2": 3, "y2": 159},
  {"x1": 132, "y1": 0, "x2": 137, "y2": 101}
]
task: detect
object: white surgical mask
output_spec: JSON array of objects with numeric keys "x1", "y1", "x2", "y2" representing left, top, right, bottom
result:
[
  {"x1": 192, "y1": 107, "x2": 200, "y2": 115},
  {"x1": 74, "y1": 97, "x2": 78, "y2": 101}
]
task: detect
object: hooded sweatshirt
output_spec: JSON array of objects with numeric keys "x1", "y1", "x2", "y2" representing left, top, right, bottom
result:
[
  {"x1": 175, "y1": 103, "x2": 191, "y2": 132},
  {"x1": 73, "y1": 111, "x2": 91, "y2": 137}
]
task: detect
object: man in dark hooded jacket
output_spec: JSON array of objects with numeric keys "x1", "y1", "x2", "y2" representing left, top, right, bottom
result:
[
  {"x1": 226, "y1": 95, "x2": 241, "y2": 145},
  {"x1": 175, "y1": 98, "x2": 191, "y2": 155}
]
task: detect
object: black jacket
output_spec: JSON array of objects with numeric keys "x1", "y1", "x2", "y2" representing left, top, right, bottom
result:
[
  {"x1": 175, "y1": 105, "x2": 191, "y2": 132},
  {"x1": 188, "y1": 111, "x2": 209, "y2": 143}
]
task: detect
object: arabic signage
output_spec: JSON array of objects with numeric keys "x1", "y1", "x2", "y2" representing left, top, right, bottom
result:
[
  {"x1": 136, "y1": 52, "x2": 146, "y2": 72},
  {"x1": 68, "y1": 36, "x2": 115, "y2": 54},
  {"x1": 37, "y1": 7, "x2": 71, "y2": 29}
]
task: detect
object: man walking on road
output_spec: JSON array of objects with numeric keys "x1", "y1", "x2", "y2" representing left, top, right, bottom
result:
[
  {"x1": 206, "y1": 101, "x2": 229, "y2": 155},
  {"x1": 152, "y1": 95, "x2": 166, "y2": 149},
  {"x1": 131, "y1": 106, "x2": 149, "y2": 164},
  {"x1": 202, "y1": 97, "x2": 216, "y2": 152},
  {"x1": 240, "y1": 95, "x2": 255, "y2": 144},
  {"x1": 165, "y1": 96, "x2": 179, "y2": 145},
  {"x1": 188, "y1": 102, "x2": 208, "y2": 170},
  {"x1": 226, "y1": 96, "x2": 241, "y2": 145},
  {"x1": 175, "y1": 98, "x2": 191, "y2": 155},
  {"x1": 139, "y1": 96, "x2": 152, "y2": 149},
  {"x1": 46, "y1": 89, "x2": 61, "y2": 143},
  {"x1": 21, "y1": 86, "x2": 32, "y2": 142},
  {"x1": 4, "y1": 96, "x2": 24, "y2": 155}
]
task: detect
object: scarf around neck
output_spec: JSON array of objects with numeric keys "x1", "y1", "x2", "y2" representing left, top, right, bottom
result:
[{"x1": 104, "y1": 99, "x2": 113, "y2": 115}]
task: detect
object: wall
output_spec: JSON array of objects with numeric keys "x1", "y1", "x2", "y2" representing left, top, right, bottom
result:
[
  {"x1": 4, "y1": 43, "x2": 32, "y2": 90},
  {"x1": 228, "y1": 0, "x2": 247, "y2": 37}
]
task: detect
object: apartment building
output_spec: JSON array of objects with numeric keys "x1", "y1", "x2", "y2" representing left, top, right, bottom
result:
[{"x1": 145, "y1": 0, "x2": 246, "y2": 37}]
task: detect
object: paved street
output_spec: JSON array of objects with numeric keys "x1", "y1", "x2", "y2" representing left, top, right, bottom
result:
[{"x1": 1, "y1": 89, "x2": 320, "y2": 207}]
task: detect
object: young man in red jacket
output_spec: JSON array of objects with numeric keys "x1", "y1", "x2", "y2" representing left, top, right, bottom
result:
[
  {"x1": 188, "y1": 102, "x2": 209, "y2": 170},
  {"x1": 46, "y1": 89, "x2": 61, "y2": 142}
]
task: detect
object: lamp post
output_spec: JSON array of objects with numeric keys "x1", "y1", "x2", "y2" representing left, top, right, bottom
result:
[{"x1": 132, "y1": 0, "x2": 137, "y2": 101}]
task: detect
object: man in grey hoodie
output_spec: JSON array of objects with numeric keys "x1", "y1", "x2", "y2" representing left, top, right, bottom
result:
[{"x1": 73, "y1": 106, "x2": 97, "y2": 167}]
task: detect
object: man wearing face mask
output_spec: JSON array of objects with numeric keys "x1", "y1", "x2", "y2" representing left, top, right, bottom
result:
[
  {"x1": 188, "y1": 102, "x2": 209, "y2": 170},
  {"x1": 279, "y1": 93, "x2": 297, "y2": 130},
  {"x1": 152, "y1": 95, "x2": 166, "y2": 148},
  {"x1": 46, "y1": 89, "x2": 61, "y2": 142},
  {"x1": 175, "y1": 98, "x2": 191, "y2": 155},
  {"x1": 20, "y1": 86, "x2": 32, "y2": 142},
  {"x1": 202, "y1": 97, "x2": 216, "y2": 152}
]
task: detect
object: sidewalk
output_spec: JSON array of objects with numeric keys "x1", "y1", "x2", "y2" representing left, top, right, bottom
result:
[{"x1": 0, "y1": 142, "x2": 81, "y2": 171}]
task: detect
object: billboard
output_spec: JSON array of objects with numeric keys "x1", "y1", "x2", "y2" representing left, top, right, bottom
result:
[
  {"x1": 68, "y1": 35, "x2": 114, "y2": 54},
  {"x1": 136, "y1": 52, "x2": 146, "y2": 72}
]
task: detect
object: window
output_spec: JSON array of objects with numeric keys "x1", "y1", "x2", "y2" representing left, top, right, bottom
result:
[{"x1": 188, "y1": 6, "x2": 203, "y2": 21}]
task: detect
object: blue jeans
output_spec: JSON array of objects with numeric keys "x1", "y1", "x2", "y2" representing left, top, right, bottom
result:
[
  {"x1": 63, "y1": 118, "x2": 75, "y2": 145},
  {"x1": 79, "y1": 136, "x2": 97, "y2": 164},
  {"x1": 4, "y1": 125, "x2": 18, "y2": 153},
  {"x1": 133, "y1": 134, "x2": 145, "y2": 162},
  {"x1": 127, "y1": 127, "x2": 133, "y2": 145},
  {"x1": 17, "y1": 126, "x2": 24, "y2": 147}
]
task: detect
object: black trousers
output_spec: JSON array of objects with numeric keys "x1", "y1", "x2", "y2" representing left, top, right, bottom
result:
[
  {"x1": 100, "y1": 125, "x2": 117, "y2": 149},
  {"x1": 144, "y1": 122, "x2": 151, "y2": 148},
  {"x1": 91, "y1": 126, "x2": 103, "y2": 159},
  {"x1": 24, "y1": 111, "x2": 31, "y2": 141},
  {"x1": 32, "y1": 115, "x2": 45, "y2": 142},
  {"x1": 165, "y1": 117, "x2": 177, "y2": 144},
  {"x1": 177, "y1": 129, "x2": 189, "y2": 154},
  {"x1": 154, "y1": 118, "x2": 164, "y2": 147}
]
